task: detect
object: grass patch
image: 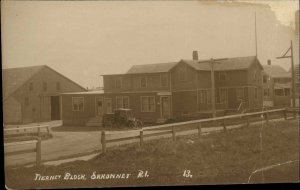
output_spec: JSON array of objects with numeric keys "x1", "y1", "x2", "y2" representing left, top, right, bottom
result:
[{"x1": 5, "y1": 119, "x2": 299, "y2": 188}]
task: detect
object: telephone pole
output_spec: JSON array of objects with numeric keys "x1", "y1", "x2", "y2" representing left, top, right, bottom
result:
[
  {"x1": 198, "y1": 58, "x2": 228, "y2": 117},
  {"x1": 276, "y1": 40, "x2": 296, "y2": 109}
]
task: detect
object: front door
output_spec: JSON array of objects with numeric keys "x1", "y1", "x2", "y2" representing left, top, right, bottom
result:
[
  {"x1": 104, "y1": 98, "x2": 113, "y2": 113},
  {"x1": 161, "y1": 96, "x2": 170, "y2": 118},
  {"x1": 95, "y1": 97, "x2": 103, "y2": 116}
]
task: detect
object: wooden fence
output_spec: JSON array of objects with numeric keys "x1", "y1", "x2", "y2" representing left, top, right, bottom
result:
[
  {"x1": 4, "y1": 124, "x2": 49, "y2": 167},
  {"x1": 101, "y1": 108, "x2": 298, "y2": 153},
  {"x1": 4, "y1": 137, "x2": 42, "y2": 167}
]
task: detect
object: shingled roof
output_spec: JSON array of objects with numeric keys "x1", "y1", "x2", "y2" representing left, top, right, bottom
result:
[
  {"x1": 125, "y1": 56, "x2": 260, "y2": 74},
  {"x1": 182, "y1": 56, "x2": 260, "y2": 71},
  {"x1": 2, "y1": 65, "x2": 45, "y2": 100},
  {"x1": 126, "y1": 62, "x2": 178, "y2": 74},
  {"x1": 263, "y1": 65, "x2": 291, "y2": 78}
]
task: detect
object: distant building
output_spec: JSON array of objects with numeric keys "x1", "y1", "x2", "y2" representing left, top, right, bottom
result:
[
  {"x1": 61, "y1": 53, "x2": 263, "y2": 126},
  {"x1": 3, "y1": 65, "x2": 86, "y2": 124},
  {"x1": 262, "y1": 60, "x2": 292, "y2": 107}
]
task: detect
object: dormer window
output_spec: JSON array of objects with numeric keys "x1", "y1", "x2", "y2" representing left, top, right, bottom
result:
[
  {"x1": 141, "y1": 77, "x2": 147, "y2": 88},
  {"x1": 179, "y1": 66, "x2": 187, "y2": 81}
]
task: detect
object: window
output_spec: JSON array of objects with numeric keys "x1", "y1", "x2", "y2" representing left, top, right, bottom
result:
[
  {"x1": 116, "y1": 96, "x2": 129, "y2": 109},
  {"x1": 274, "y1": 89, "x2": 284, "y2": 96},
  {"x1": 263, "y1": 75, "x2": 268, "y2": 83},
  {"x1": 218, "y1": 72, "x2": 227, "y2": 81},
  {"x1": 253, "y1": 70, "x2": 257, "y2": 81},
  {"x1": 236, "y1": 88, "x2": 244, "y2": 100},
  {"x1": 199, "y1": 90, "x2": 208, "y2": 104},
  {"x1": 25, "y1": 97, "x2": 29, "y2": 107},
  {"x1": 72, "y1": 97, "x2": 84, "y2": 111},
  {"x1": 263, "y1": 88, "x2": 269, "y2": 97},
  {"x1": 43, "y1": 82, "x2": 47, "y2": 92},
  {"x1": 141, "y1": 77, "x2": 147, "y2": 88},
  {"x1": 29, "y1": 82, "x2": 33, "y2": 91},
  {"x1": 219, "y1": 88, "x2": 228, "y2": 103},
  {"x1": 161, "y1": 74, "x2": 168, "y2": 87},
  {"x1": 115, "y1": 77, "x2": 122, "y2": 89},
  {"x1": 141, "y1": 96, "x2": 155, "y2": 112},
  {"x1": 207, "y1": 90, "x2": 211, "y2": 104},
  {"x1": 284, "y1": 88, "x2": 290, "y2": 96},
  {"x1": 56, "y1": 82, "x2": 61, "y2": 92},
  {"x1": 254, "y1": 87, "x2": 258, "y2": 99},
  {"x1": 179, "y1": 66, "x2": 187, "y2": 81}
]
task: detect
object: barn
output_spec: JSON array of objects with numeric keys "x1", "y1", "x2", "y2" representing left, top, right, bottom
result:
[{"x1": 3, "y1": 65, "x2": 87, "y2": 124}]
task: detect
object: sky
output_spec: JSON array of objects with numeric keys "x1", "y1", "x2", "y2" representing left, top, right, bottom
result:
[{"x1": 2, "y1": 0, "x2": 299, "y2": 89}]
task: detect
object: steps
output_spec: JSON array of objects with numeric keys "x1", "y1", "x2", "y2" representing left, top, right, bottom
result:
[{"x1": 86, "y1": 116, "x2": 103, "y2": 127}]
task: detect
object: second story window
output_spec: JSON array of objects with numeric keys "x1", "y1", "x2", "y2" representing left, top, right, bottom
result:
[
  {"x1": 56, "y1": 82, "x2": 61, "y2": 92},
  {"x1": 263, "y1": 75, "x2": 268, "y2": 83},
  {"x1": 29, "y1": 82, "x2": 33, "y2": 91},
  {"x1": 115, "y1": 77, "x2": 122, "y2": 89},
  {"x1": 253, "y1": 70, "x2": 257, "y2": 81},
  {"x1": 218, "y1": 72, "x2": 227, "y2": 81},
  {"x1": 25, "y1": 97, "x2": 29, "y2": 107},
  {"x1": 179, "y1": 66, "x2": 187, "y2": 81},
  {"x1": 43, "y1": 82, "x2": 47, "y2": 92},
  {"x1": 141, "y1": 77, "x2": 147, "y2": 88},
  {"x1": 161, "y1": 74, "x2": 168, "y2": 87}
]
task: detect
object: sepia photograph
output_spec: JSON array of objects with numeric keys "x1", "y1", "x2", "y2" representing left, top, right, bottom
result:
[{"x1": 2, "y1": 0, "x2": 299, "y2": 188}]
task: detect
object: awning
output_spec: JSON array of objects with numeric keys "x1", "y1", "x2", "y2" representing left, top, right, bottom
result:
[{"x1": 274, "y1": 83, "x2": 291, "y2": 89}]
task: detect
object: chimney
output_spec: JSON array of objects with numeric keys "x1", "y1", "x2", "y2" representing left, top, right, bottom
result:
[
  {"x1": 267, "y1": 59, "x2": 271, "y2": 65},
  {"x1": 193, "y1": 51, "x2": 198, "y2": 60}
]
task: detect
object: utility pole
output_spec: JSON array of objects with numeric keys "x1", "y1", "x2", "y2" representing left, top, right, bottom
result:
[
  {"x1": 198, "y1": 58, "x2": 228, "y2": 117},
  {"x1": 276, "y1": 40, "x2": 296, "y2": 109}
]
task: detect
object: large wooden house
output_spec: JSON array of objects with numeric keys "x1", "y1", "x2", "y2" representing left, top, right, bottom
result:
[
  {"x1": 3, "y1": 65, "x2": 86, "y2": 124},
  {"x1": 262, "y1": 61, "x2": 292, "y2": 107},
  {"x1": 61, "y1": 54, "x2": 263, "y2": 126}
]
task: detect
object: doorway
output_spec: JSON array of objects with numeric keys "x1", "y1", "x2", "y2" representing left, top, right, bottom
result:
[
  {"x1": 95, "y1": 97, "x2": 104, "y2": 116},
  {"x1": 104, "y1": 98, "x2": 113, "y2": 113},
  {"x1": 50, "y1": 96, "x2": 60, "y2": 120},
  {"x1": 161, "y1": 96, "x2": 171, "y2": 119}
]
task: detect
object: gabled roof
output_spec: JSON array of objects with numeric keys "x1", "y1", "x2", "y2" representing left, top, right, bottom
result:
[
  {"x1": 182, "y1": 56, "x2": 261, "y2": 71},
  {"x1": 263, "y1": 65, "x2": 291, "y2": 78},
  {"x1": 2, "y1": 65, "x2": 45, "y2": 100},
  {"x1": 2, "y1": 65, "x2": 86, "y2": 100},
  {"x1": 126, "y1": 62, "x2": 178, "y2": 74}
]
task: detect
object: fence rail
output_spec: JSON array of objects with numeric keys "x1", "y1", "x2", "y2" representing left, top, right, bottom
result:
[
  {"x1": 4, "y1": 137, "x2": 42, "y2": 167},
  {"x1": 4, "y1": 124, "x2": 51, "y2": 137},
  {"x1": 101, "y1": 108, "x2": 297, "y2": 153}
]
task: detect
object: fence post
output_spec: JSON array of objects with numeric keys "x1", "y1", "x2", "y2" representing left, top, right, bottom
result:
[
  {"x1": 101, "y1": 131, "x2": 106, "y2": 154},
  {"x1": 264, "y1": 112, "x2": 269, "y2": 124},
  {"x1": 140, "y1": 130, "x2": 143, "y2": 146},
  {"x1": 283, "y1": 109, "x2": 287, "y2": 120},
  {"x1": 223, "y1": 119, "x2": 227, "y2": 132},
  {"x1": 246, "y1": 116, "x2": 250, "y2": 127},
  {"x1": 37, "y1": 127, "x2": 41, "y2": 137},
  {"x1": 198, "y1": 123, "x2": 202, "y2": 137},
  {"x1": 172, "y1": 126, "x2": 176, "y2": 141},
  {"x1": 36, "y1": 137, "x2": 42, "y2": 167},
  {"x1": 46, "y1": 126, "x2": 50, "y2": 134}
]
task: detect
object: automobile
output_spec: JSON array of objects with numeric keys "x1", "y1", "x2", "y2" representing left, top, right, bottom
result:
[{"x1": 102, "y1": 108, "x2": 143, "y2": 128}]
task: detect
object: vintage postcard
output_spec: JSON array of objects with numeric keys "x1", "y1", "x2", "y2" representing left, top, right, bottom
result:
[{"x1": 2, "y1": 0, "x2": 299, "y2": 189}]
